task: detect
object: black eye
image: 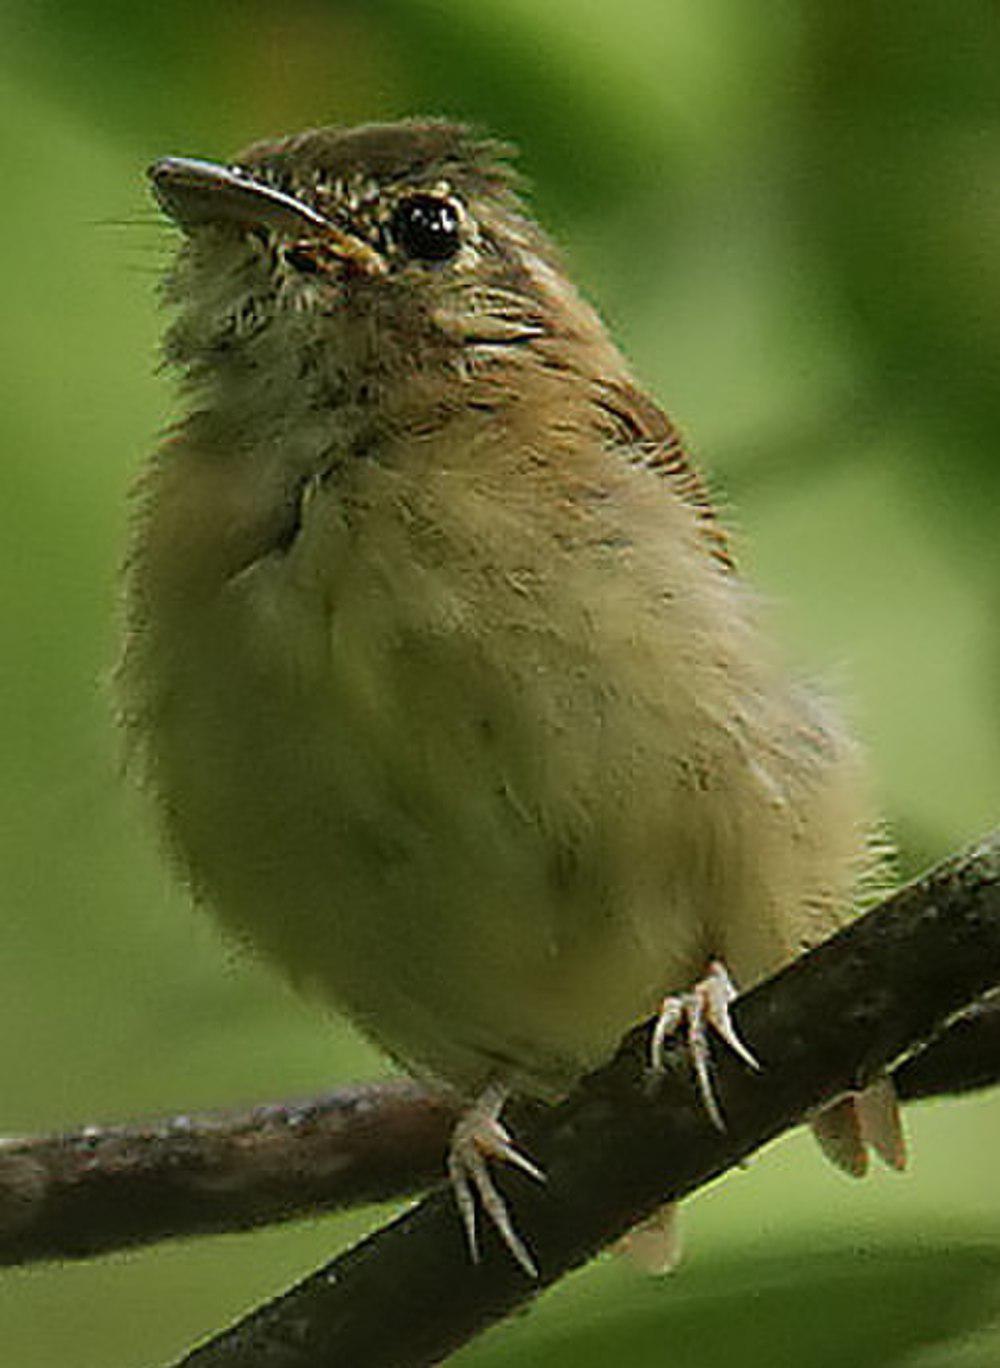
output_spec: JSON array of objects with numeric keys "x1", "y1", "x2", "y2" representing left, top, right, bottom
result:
[{"x1": 390, "y1": 195, "x2": 462, "y2": 262}]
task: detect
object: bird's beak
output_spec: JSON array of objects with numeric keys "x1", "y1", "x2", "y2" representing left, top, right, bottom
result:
[{"x1": 148, "y1": 156, "x2": 385, "y2": 275}]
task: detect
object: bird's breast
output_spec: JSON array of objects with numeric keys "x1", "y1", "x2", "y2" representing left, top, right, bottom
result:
[{"x1": 127, "y1": 436, "x2": 861, "y2": 1098}]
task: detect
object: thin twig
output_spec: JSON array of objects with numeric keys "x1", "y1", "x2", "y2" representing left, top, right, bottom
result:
[{"x1": 0, "y1": 1083, "x2": 454, "y2": 1266}]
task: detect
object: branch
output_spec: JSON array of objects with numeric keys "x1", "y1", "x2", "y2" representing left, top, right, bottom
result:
[
  {"x1": 164, "y1": 831, "x2": 1000, "y2": 1368},
  {"x1": 894, "y1": 988, "x2": 1000, "y2": 1100},
  {"x1": 0, "y1": 1083, "x2": 455, "y2": 1266},
  {"x1": 3, "y1": 986, "x2": 1000, "y2": 1267},
  {"x1": 4, "y1": 832, "x2": 999, "y2": 1367}
]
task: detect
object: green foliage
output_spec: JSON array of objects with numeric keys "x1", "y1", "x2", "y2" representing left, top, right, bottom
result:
[{"x1": 0, "y1": 2, "x2": 998, "y2": 1363}]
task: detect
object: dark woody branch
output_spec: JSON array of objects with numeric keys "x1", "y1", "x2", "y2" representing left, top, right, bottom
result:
[
  {"x1": 894, "y1": 988, "x2": 1000, "y2": 1098},
  {"x1": 2, "y1": 832, "x2": 998, "y2": 1367},
  {"x1": 176, "y1": 831, "x2": 1000, "y2": 1367},
  {"x1": 2, "y1": 984, "x2": 1000, "y2": 1269},
  {"x1": 0, "y1": 1083, "x2": 456, "y2": 1267}
]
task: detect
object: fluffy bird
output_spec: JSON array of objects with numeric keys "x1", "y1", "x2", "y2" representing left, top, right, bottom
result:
[{"x1": 122, "y1": 120, "x2": 904, "y2": 1274}]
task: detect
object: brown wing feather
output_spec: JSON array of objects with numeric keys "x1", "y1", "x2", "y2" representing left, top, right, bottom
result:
[{"x1": 591, "y1": 378, "x2": 734, "y2": 572}]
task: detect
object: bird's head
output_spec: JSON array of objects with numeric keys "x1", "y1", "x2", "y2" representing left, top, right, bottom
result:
[{"x1": 149, "y1": 120, "x2": 618, "y2": 435}]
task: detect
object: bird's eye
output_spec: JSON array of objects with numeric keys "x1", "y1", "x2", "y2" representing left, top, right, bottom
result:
[{"x1": 389, "y1": 195, "x2": 462, "y2": 263}]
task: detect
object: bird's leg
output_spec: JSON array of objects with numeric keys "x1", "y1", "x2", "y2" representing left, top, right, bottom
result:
[
  {"x1": 447, "y1": 1081, "x2": 546, "y2": 1278},
  {"x1": 650, "y1": 958, "x2": 761, "y2": 1128}
]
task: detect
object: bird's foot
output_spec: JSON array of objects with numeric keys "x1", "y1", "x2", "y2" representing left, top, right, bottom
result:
[
  {"x1": 447, "y1": 1082, "x2": 545, "y2": 1278},
  {"x1": 650, "y1": 958, "x2": 761, "y2": 1128}
]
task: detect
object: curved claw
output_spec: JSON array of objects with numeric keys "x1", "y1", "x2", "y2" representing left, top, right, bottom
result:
[
  {"x1": 447, "y1": 1083, "x2": 545, "y2": 1278},
  {"x1": 650, "y1": 959, "x2": 761, "y2": 1129}
]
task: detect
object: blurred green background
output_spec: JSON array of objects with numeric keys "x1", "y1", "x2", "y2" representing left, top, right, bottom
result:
[{"x1": 1, "y1": 2, "x2": 998, "y2": 1364}]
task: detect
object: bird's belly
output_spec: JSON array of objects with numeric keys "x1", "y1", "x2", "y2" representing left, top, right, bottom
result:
[{"x1": 146, "y1": 554, "x2": 718, "y2": 1099}]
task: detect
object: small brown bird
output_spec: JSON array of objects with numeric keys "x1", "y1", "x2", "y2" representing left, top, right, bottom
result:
[{"x1": 122, "y1": 119, "x2": 904, "y2": 1275}]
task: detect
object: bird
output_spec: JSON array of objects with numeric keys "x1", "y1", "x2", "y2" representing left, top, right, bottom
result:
[{"x1": 120, "y1": 118, "x2": 904, "y2": 1276}]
